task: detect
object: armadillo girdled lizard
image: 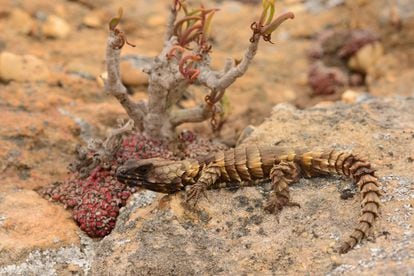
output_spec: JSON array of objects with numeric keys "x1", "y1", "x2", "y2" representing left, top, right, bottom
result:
[{"x1": 116, "y1": 145, "x2": 382, "y2": 254}]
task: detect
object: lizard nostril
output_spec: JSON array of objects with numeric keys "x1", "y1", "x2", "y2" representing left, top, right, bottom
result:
[{"x1": 116, "y1": 167, "x2": 125, "y2": 175}]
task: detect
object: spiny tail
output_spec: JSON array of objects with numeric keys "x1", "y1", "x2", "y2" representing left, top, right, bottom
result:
[{"x1": 306, "y1": 150, "x2": 382, "y2": 253}]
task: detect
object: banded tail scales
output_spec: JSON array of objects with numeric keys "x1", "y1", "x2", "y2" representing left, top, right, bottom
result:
[{"x1": 116, "y1": 145, "x2": 381, "y2": 253}]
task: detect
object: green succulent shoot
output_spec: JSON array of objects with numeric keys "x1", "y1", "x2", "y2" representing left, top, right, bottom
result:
[
  {"x1": 250, "y1": 0, "x2": 294, "y2": 43},
  {"x1": 109, "y1": 7, "x2": 123, "y2": 31},
  {"x1": 108, "y1": 8, "x2": 135, "y2": 49}
]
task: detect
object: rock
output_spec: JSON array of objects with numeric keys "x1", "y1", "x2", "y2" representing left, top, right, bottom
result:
[
  {"x1": 285, "y1": 3, "x2": 306, "y2": 14},
  {"x1": 91, "y1": 96, "x2": 414, "y2": 275},
  {"x1": 8, "y1": 9, "x2": 35, "y2": 35},
  {"x1": 305, "y1": 0, "x2": 346, "y2": 12},
  {"x1": 83, "y1": 15, "x2": 102, "y2": 28},
  {"x1": 147, "y1": 15, "x2": 167, "y2": 28},
  {"x1": 338, "y1": 29, "x2": 379, "y2": 59},
  {"x1": 0, "y1": 239, "x2": 93, "y2": 275},
  {"x1": 65, "y1": 58, "x2": 101, "y2": 80},
  {"x1": 0, "y1": 108, "x2": 80, "y2": 189},
  {"x1": 341, "y1": 89, "x2": 362, "y2": 104},
  {"x1": 120, "y1": 59, "x2": 149, "y2": 86},
  {"x1": 308, "y1": 61, "x2": 348, "y2": 95},
  {"x1": 307, "y1": 29, "x2": 379, "y2": 89},
  {"x1": 0, "y1": 189, "x2": 80, "y2": 265},
  {"x1": 0, "y1": 52, "x2": 49, "y2": 82},
  {"x1": 97, "y1": 71, "x2": 108, "y2": 88},
  {"x1": 236, "y1": 125, "x2": 256, "y2": 146},
  {"x1": 42, "y1": 15, "x2": 71, "y2": 39},
  {"x1": 82, "y1": 11, "x2": 104, "y2": 28},
  {"x1": 282, "y1": 89, "x2": 297, "y2": 101},
  {"x1": 348, "y1": 42, "x2": 384, "y2": 77},
  {"x1": 313, "y1": 100, "x2": 334, "y2": 108}
]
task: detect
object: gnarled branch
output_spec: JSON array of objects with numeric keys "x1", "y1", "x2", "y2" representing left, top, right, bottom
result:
[
  {"x1": 197, "y1": 33, "x2": 260, "y2": 104},
  {"x1": 165, "y1": 4, "x2": 178, "y2": 42},
  {"x1": 105, "y1": 30, "x2": 146, "y2": 130},
  {"x1": 170, "y1": 104, "x2": 214, "y2": 126}
]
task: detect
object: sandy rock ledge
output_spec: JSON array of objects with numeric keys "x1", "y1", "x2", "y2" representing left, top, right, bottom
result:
[
  {"x1": 0, "y1": 96, "x2": 412, "y2": 275},
  {"x1": 91, "y1": 96, "x2": 413, "y2": 275}
]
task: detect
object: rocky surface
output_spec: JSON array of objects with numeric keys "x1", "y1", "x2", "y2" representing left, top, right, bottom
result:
[
  {"x1": 0, "y1": 52, "x2": 50, "y2": 82},
  {"x1": 0, "y1": 0, "x2": 413, "y2": 275},
  {"x1": 0, "y1": 189, "x2": 80, "y2": 267},
  {"x1": 1, "y1": 95, "x2": 413, "y2": 275},
  {"x1": 90, "y1": 96, "x2": 414, "y2": 275}
]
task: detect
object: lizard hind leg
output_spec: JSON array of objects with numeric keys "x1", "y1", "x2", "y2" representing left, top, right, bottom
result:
[
  {"x1": 186, "y1": 162, "x2": 221, "y2": 207},
  {"x1": 264, "y1": 161, "x2": 301, "y2": 217}
]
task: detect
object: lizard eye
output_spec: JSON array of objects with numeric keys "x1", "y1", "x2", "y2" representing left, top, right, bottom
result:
[{"x1": 136, "y1": 163, "x2": 153, "y2": 175}]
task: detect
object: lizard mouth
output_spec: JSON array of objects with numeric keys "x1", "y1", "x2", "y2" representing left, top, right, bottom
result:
[
  {"x1": 116, "y1": 168, "x2": 183, "y2": 194},
  {"x1": 116, "y1": 166, "x2": 142, "y2": 187},
  {"x1": 116, "y1": 173, "x2": 141, "y2": 187},
  {"x1": 116, "y1": 172, "x2": 160, "y2": 191}
]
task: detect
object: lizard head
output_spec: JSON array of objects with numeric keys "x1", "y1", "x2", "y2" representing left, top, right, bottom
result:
[{"x1": 116, "y1": 158, "x2": 197, "y2": 194}]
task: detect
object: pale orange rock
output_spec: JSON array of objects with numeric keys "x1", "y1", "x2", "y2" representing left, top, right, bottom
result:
[
  {"x1": 147, "y1": 15, "x2": 167, "y2": 28},
  {"x1": 348, "y1": 42, "x2": 384, "y2": 76},
  {"x1": 0, "y1": 52, "x2": 49, "y2": 82},
  {"x1": 83, "y1": 14, "x2": 102, "y2": 28},
  {"x1": 313, "y1": 100, "x2": 334, "y2": 108},
  {"x1": 282, "y1": 89, "x2": 297, "y2": 101},
  {"x1": 8, "y1": 9, "x2": 35, "y2": 35},
  {"x1": 120, "y1": 60, "x2": 148, "y2": 86},
  {"x1": 341, "y1": 89, "x2": 361, "y2": 104},
  {"x1": 42, "y1": 15, "x2": 71, "y2": 39},
  {"x1": 83, "y1": 10, "x2": 106, "y2": 28},
  {"x1": 0, "y1": 189, "x2": 79, "y2": 263},
  {"x1": 97, "y1": 71, "x2": 108, "y2": 88},
  {"x1": 0, "y1": 108, "x2": 79, "y2": 190}
]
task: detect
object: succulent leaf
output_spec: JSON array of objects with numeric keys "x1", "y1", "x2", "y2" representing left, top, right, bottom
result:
[{"x1": 109, "y1": 7, "x2": 123, "y2": 30}]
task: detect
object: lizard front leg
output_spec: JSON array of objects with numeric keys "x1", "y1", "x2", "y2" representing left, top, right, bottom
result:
[
  {"x1": 186, "y1": 162, "x2": 221, "y2": 206},
  {"x1": 265, "y1": 161, "x2": 301, "y2": 217}
]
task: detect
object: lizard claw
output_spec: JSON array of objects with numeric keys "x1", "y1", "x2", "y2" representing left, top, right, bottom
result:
[
  {"x1": 186, "y1": 183, "x2": 208, "y2": 207},
  {"x1": 264, "y1": 195, "x2": 283, "y2": 222},
  {"x1": 264, "y1": 193, "x2": 301, "y2": 222}
]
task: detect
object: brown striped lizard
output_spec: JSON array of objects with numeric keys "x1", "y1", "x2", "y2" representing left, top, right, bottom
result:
[{"x1": 116, "y1": 145, "x2": 381, "y2": 254}]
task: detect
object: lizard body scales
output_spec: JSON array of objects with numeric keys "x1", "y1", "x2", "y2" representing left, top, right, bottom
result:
[{"x1": 116, "y1": 145, "x2": 381, "y2": 253}]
